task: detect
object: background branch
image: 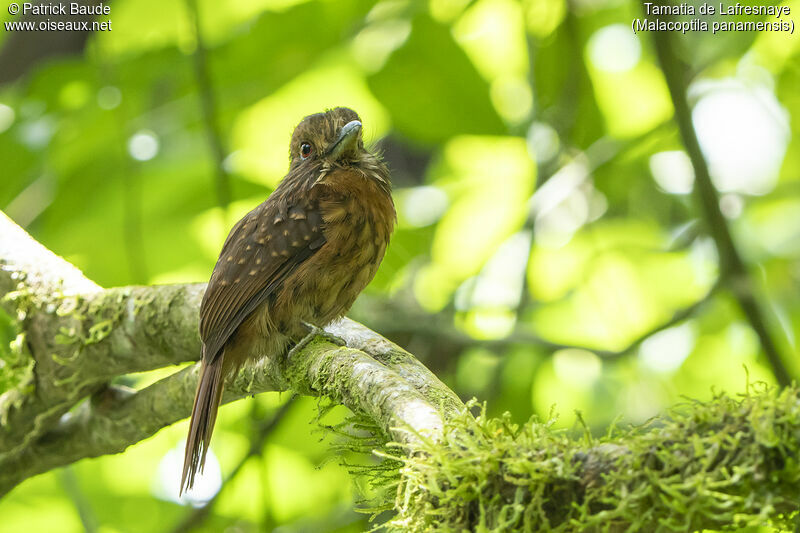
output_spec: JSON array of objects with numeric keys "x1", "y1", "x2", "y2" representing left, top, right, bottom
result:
[
  {"x1": 171, "y1": 397, "x2": 296, "y2": 533},
  {"x1": 184, "y1": 0, "x2": 231, "y2": 212},
  {"x1": 358, "y1": 283, "x2": 718, "y2": 363},
  {"x1": 649, "y1": 25, "x2": 794, "y2": 387}
]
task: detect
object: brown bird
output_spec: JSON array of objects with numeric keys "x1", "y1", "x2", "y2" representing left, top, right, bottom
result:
[{"x1": 181, "y1": 107, "x2": 395, "y2": 493}]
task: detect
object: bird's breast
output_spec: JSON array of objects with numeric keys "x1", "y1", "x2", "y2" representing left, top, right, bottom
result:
[{"x1": 271, "y1": 169, "x2": 395, "y2": 333}]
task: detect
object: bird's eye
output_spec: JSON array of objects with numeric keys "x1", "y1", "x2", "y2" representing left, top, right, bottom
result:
[{"x1": 300, "y1": 143, "x2": 313, "y2": 160}]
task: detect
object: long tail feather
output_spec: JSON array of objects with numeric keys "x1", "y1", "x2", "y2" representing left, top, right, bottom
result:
[{"x1": 180, "y1": 356, "x2": 225, "y2": 495}]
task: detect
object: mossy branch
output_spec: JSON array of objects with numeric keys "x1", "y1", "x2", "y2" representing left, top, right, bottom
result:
[
  {"x1": 0, "y1": 212, "x2": 463, "y2": 496},
  {"x1": 2, "y1": 211, "x2": 800, "y2": 532},
  {"x1": 386, "y1": 387, "x2": 800, "y2": 532}
]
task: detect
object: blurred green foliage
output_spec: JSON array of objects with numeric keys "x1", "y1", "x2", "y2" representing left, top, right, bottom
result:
[{"x1": 1, "y1": 0, "x2": 799, "y2": 530}]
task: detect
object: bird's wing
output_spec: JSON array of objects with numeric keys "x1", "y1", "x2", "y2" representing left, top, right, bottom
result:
[{"x1": 199, "y1": 200, "x2": 326, "y2": 362}]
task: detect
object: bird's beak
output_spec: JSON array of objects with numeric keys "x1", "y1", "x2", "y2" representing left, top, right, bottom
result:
[{"x1": 326, "y1": 120, "x2": 362, "y2": 160}]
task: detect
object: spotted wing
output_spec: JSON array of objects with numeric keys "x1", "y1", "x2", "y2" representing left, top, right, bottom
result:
[{"x1": 199, "y1": 200, "x2": 325, "y2": 362}]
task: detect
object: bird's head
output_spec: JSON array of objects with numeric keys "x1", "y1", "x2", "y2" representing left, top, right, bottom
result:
[
  {"x1": 289, "y1": 107, "x2": 388, "y2": 179},
  {"x1": 290, "y1": 107, "x2": 363, "y2": 164}
]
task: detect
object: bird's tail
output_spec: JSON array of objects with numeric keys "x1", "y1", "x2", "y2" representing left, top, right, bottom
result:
[{"x1": 180, "y1": 356, "x2": 225, "y2": 495}]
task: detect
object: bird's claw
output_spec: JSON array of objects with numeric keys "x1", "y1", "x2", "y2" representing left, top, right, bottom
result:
[{"x1": 288, "y1": 322, "x2": 346, "y2": 360}]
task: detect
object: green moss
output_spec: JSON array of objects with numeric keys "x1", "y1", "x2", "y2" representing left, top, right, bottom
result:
[
  {"x1": 346, "y1": 386, "x2": 800, "y2": 532},
  {"x1": 320, "y1": 406, "x2": 403, "y2": 520},
  {"x1": 376, "y1": 347, "x2": 416, "y2": 367},
  {"x1": 285, "y1": 340, "x2": 361, "y2": 399}
]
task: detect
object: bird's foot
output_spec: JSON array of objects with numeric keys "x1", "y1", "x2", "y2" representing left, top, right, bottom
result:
[{"x1": 287, "y1": 322, "x2": 346, "y2": 360}]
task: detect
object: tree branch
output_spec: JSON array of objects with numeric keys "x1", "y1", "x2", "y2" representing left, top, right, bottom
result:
[
  {"x1": 1, "y1": 207, "x2": 799, "y2": 531},
  {"x1": 649, "y1": 24, "x2": 794, "y2": 387},
  {"x1": 0, "y1": 211, "x2": 463, "y2": 497},
  {"x1": 359, "y1": 283, "x2": 718, "y2": 362},
  {"x1": 0, "y1": 211, "x2": 101, "y2": 298}
]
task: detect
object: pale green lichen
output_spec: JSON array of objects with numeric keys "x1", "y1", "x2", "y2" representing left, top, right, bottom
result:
[
  {"x1": 136, "y1": 287, "x2": 196, "y2": 354},
  {"x1": 1, "y1": 281, "x2": 129, "y2": 401},
  {"x1": 1, "y1": 279, "x2": 39, "y2": 412},
  {"x1": 50, "y1": 291, "x2": 128, "y2": 365},
  {"x1": 132, "y1": 292, "x2": 156, "y2": 319},
  {"x1": 334, "y1": 385, "x2": 800, "y2": 532}
]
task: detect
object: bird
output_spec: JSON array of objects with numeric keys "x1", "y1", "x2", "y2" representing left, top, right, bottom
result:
[{"x1": 181, "y1": 107, "x2": 396, "y2": 494}]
